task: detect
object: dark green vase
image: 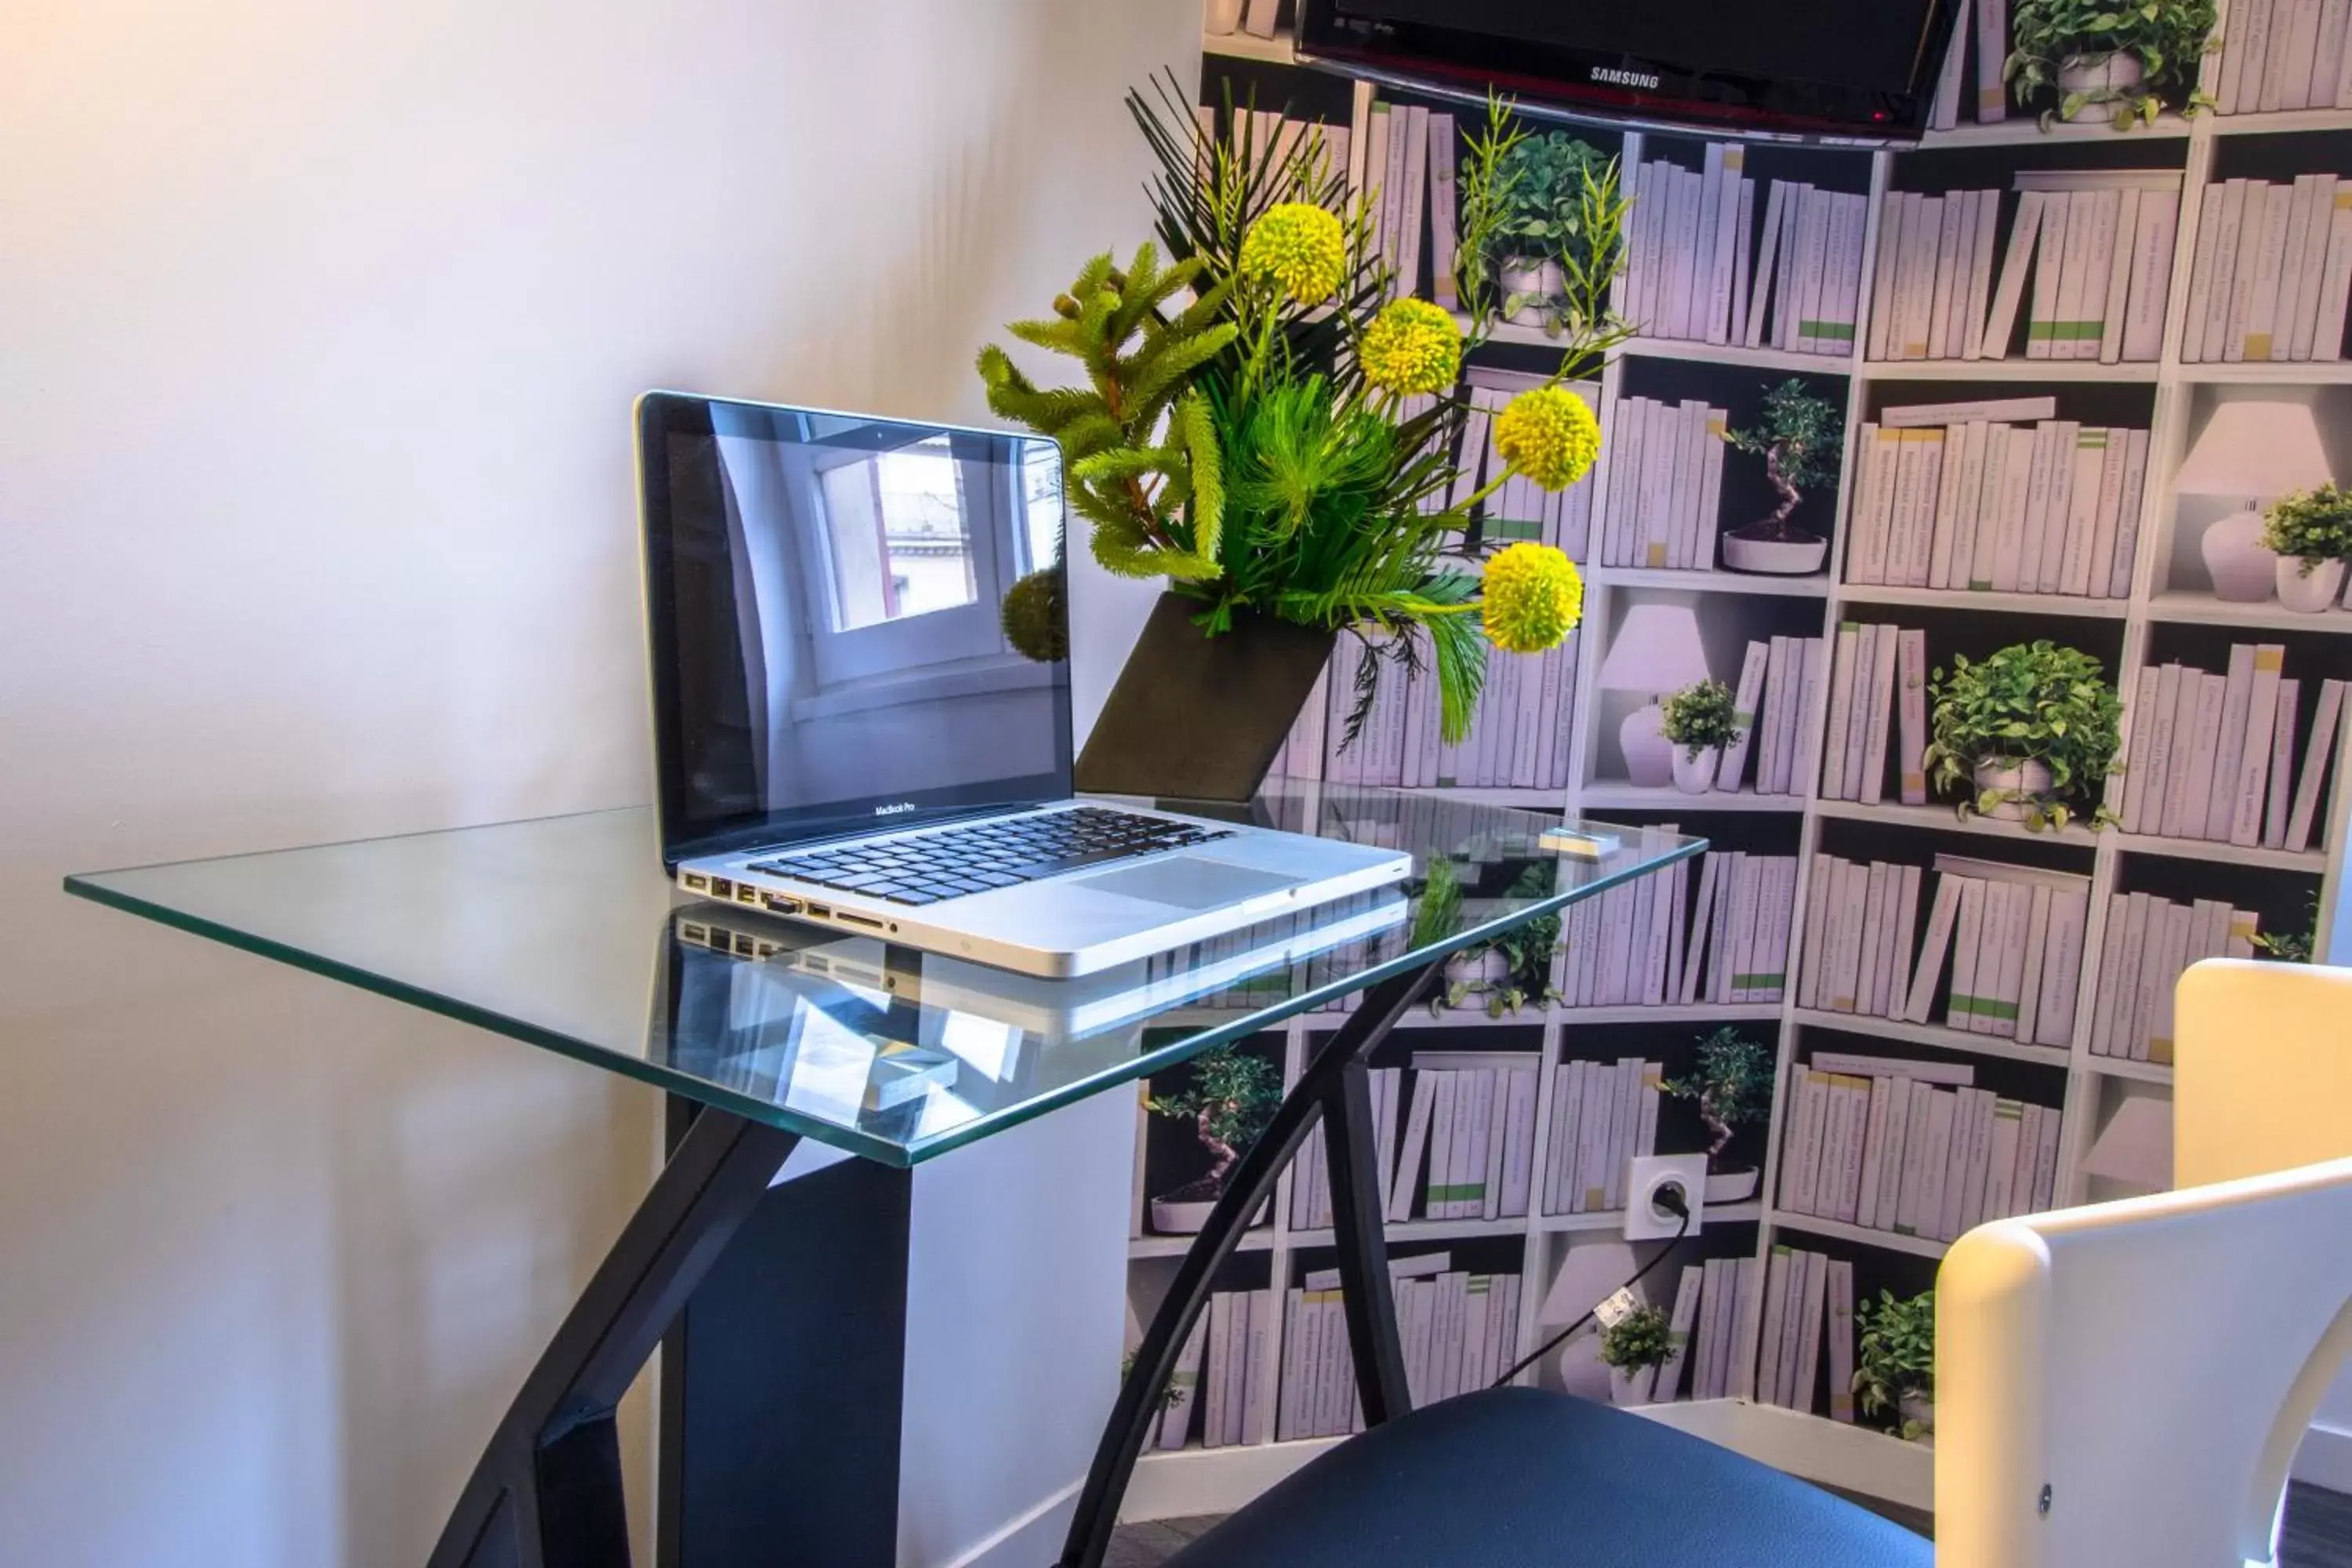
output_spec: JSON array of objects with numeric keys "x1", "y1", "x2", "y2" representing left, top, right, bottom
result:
[{"x1": 1075, "y1": 593, "x2": 1336, "y2": 802}]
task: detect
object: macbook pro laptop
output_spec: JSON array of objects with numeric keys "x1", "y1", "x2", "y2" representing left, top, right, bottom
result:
[{"x1": 636, "y1": 390, "x2": 1412, "y2": 978}]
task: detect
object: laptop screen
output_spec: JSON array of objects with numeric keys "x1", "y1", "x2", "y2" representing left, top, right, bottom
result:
[{"x1": 638, "y1": 393, "x2": 1071, "y2": 867}]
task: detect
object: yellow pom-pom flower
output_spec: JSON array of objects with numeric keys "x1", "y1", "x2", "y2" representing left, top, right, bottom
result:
[
  {"x1": 1359, "y1": 298, "x2": 1462, "y2": 397},
  {"x1": 1480, "y1": 541, "x2": 1584, "y2": 655},
  {"x1": 1239, "y1": 202, "x2": 1348, "y2": 306},
  {"x1": 1493, "y1": 385, "x2": 1602, "y2": 492}
]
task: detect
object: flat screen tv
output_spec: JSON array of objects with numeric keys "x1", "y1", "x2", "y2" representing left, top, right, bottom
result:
[{"x1": 1295, "y1": 0, "x2": 1967, "y2": 140}]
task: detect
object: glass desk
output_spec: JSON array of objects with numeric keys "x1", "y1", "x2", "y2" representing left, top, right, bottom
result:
[{"x1": 66, "y1": 788, "x2": 1700, "y2": 1568}]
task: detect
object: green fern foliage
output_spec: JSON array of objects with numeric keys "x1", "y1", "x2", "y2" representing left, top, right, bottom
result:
[{"x1": 977, "y1": 242, "x2": 1236, "y2": 583}]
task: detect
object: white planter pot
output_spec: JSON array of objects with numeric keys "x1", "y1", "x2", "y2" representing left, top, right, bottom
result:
[
  {"x1": 1720, "y1": 532, "x2": 1828, "y2": 575},
  {"x1": 1973, "y1": 757, "x2": 2053, "y2": 820},
  {"x1": 1607, "y1": 1364, "x2": 1649, "y2": 1407},
  {"x1": 1704, "y1": 1165, "x2": 1761, "y2": 1203},
  {"x1": 1203, "y1": 0, "x2": 1244, "y2": 33},
  {"x1": 2057, "y1": 51, "x2": 2145, "y2": 118},
  {"x1": 1445, "y1": 947, "x2": 1509, "y2": 991},
  {"x1": 1621, "y1": 704, "x2": 1674, "y2": 787},
  {"x1": 2203, "y1": 510, "x2": 2279, "y2": 602},
  {"x1": 1900, "y1": 1391, "x2": 1936, "y2": 1445},
  {"x1": 1501, "y1": 258, "x2": 1563, "y2": 325},
  {"x1": 1671, "y1": 745, "x2": 1721, "y2": 794},
  {"x1": 2277, "y1": 556, "x2": 2347, "y2": 612}
]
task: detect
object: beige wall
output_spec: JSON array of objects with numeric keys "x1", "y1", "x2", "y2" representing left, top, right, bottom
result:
[{"x1": 0, "y1": 2, "x2": 1189, "y2": 1562}]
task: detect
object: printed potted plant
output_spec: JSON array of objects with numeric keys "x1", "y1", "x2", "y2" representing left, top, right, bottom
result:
[
  {"x1": 1921, "y1": 641, "x2": 2124, "y2": 831},
  {"x1": 1853, "y1": 1289, "x2": 1936, "y2": 1442},
  {"x1": 1438, "y1": 863, "x2": 1563, "y2": 1015},
  {"x1": 2260, "y1": 482, "x2": 2352, "y2": 613},
  {"x1": 1144, "y1": 1044, "x2": 1282, "y2": 1233},
  {"x1": 1598, "y1": 1303, "x2": 1675, "y2": 1406},
  {"x1": 980, "y1": 81, "x2": 1632, "y2": 801},
  {"x1": 2253, "y1": 892, "x2": 2319, "y2": 963},
  {"x1": 2005, "y1": 0, "x2": 2219, "y2": 127},
  {"x1": 1488, "y1": 132, "x2": 1625, "y2": 333},
  {"x1": 1659, "y1": 677, "x2": 1742, "y2": 793},
  {"x1": 1720, "y1": 381, "x2": 1843, "y2": 575},
  {"x1": 1663, "y1": 1027, "x2": 1775, "y2": 1201}
]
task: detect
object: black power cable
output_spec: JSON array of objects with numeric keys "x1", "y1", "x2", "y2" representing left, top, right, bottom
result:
[{"x1": 1490, "y1": 1185, "x2": 1693, "y2": 1389}]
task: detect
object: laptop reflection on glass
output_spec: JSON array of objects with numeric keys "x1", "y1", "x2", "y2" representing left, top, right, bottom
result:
[{"x1": 637, "y1": 390, "x2": 1410, "y2": 978}]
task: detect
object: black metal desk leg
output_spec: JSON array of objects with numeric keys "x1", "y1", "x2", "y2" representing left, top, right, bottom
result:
[
  {"x1": 1058, "y1": 960, "x2": 1441, "y2": 1568},
  {"x1": 426, "y1": 1109, "x2": 801, "y2": 1568}
]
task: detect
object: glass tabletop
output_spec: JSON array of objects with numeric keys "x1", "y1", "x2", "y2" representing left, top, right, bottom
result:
[{"x1": 64, "y1": 788, "x2": 1700, "y2": 1167}]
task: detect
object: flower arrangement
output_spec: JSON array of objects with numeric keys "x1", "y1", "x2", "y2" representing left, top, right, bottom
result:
[
  {"x1": 978, "y1": 78, "x2": 1632, "y2": 753},
  {"x1": 2262, "y1": 482, "x2": 2352, "y2": 574},
  {"x1": 2005, "y1": 0, "x2": 2218, "y2": 127},
  {"x1": 1922, "y1": 641, "x2": 2124, "y2": 831},
  {"x1": 1660, "y1": 678, "x2": 1743, "y2": 760}
]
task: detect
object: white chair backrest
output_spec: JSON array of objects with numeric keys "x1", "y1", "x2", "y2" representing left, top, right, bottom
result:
[{"x1": 1936, "y1": 960, "x2": 2352, "y2": 1568}]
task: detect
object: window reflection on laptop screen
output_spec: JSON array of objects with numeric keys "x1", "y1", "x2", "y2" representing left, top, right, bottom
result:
[{"x1": 638, "y1": 394, "x2": 1071, "y2": 867}]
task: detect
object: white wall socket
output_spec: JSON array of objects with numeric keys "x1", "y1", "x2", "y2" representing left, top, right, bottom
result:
[{"x1": 1624, "y1": 1153, "x2": 1709, "y2": 1241}]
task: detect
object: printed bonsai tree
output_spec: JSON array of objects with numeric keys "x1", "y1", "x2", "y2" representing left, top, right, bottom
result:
[
  {"x1": 2005, "y1": 0, "x2": 2218, "y2": 128},
  {"x1": 1853, "y1": 1288, "x2": 1937, "y2": 1440},
  {"x1": 1145, "y1": 1044, "x2": 1282, "y2": 1200},
  {"x1": 1920, "y1": 640, "x2": 2124, "y2": 831},
  {"x1": 1660, "y1": 677, "x2": 1743, "y2": 760},
  {"x1": 1662, "y1": 1027, "x2": 1775, "y2": 1171},
  {"x1": 2262, "y1": 482, "x2": 2352, "y2": 577},
  {"x1": 1722, "y1": 380, "x2": 1844, "y2": 550},
  {"x1": 1598, "y1": 1305, "x2": 1675, "y2": 1374}
]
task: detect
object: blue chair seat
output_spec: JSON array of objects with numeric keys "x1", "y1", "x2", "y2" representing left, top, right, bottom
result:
[{"x1": 1163, "y1": 1387, "x2": 1931, "y2": 1567}]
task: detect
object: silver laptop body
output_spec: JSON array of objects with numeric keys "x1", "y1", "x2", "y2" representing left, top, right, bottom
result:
[{"x1": 637, "y1": 391, "x2": 1410, "y2": 978}]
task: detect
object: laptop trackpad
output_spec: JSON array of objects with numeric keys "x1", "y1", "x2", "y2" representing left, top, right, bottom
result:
[{"x1": 1069, "y1": 858, "x2": 1300, "y2": 912}]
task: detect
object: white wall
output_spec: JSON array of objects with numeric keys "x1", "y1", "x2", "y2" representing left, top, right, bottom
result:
[{"x1": 0, "y1": 3, "x2": 1192, "y2": 1564}]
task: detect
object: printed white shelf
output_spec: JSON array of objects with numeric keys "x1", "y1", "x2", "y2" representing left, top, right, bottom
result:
[
  {"x1": 1287, "y1": 1214, "x2": 1530, "y2": 1248},
  {"x1": 1591, "y1": 565, "x2": 1832, "y2": 597},
  {"x1": 1617, "y1": 334, "x2": 1853, "y2": 376},
  {"x1": 1836, "y1": 583, "x2": 2131, "y2": 619},
  {"x1": 1305, "y1": 1004, "x2": 1555, "y2": 1030},
  {"x1": 1131, "y1": 1229, "x2": 1277, "y2": 1259},
  {"x1": 2210, "y1": 107, "x2": 2352, "y2": 136},
  {"x1": 1860, "y1": 357, "x2": 2161, "y2": 381},
  {"x1": 1809, "y1": 797, "x2": 2105, "y2": 848},
  {"x1": 1537, "y1": 1201, "x2": 1764, "y2": 1234},
  {"x1": 1202, "y1": 26, "x2": 1294, "y2": 62},
  {"x1": 1769, "y1": 1210, "x2": 1951, "y2": 1260},
  {"x1": 2144, "y1": 590, "x2": 2352, "y2": 633},
  {"x1": 1577, "y1": 783, "x2": 1806, "y2": 813},
  {"x1": 2172, "y1": 360, "x2": 2352, "y2": 384},
  {"x1": 1916, "y1": 113, "x2": 2193, "y2": 149},
  {"x1": 2110, "y1": 831, "x2": 2328, "y2": 873},
  {"x1": 1421, "y1": 785, "x2": 1567, "y2": 808},
  {"x1": 1788, "y1": 1006, "x2": 2077, "y2": 1068},
  {"x1": 2084, "y1": 1055, "x2": 2175, "y2": 1086},
  {"x1": 1555, "y1": 1001, "x2": 1787, "y2": 1025}
]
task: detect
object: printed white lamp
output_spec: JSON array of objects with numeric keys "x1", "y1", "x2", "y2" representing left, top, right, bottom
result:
[
  {"x1": 1596, "y1": 604, "x2": 1711, "y2": 787},
  {"x1": 2173, "y1": 401, "x2": 2332, "y2": 603}
]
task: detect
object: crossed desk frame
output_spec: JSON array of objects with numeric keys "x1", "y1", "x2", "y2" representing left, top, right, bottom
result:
[{"x1": 427, "y1": 960, "x2": 1445, "y2": 1568}]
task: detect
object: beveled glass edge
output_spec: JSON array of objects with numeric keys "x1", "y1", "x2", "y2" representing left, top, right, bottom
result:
[
  {"x1": 887, "y1": 830, "x2": 1706, "y2": 1164},
  {"x1": 64, "y1": 822, "x2": 1704, "y2": 1170},
  {"x1": 61, "y1": 873, "x2": 922, "y2": 1167}
]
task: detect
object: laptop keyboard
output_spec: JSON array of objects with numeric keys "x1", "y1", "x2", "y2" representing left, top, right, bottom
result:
[{"x1": 748, "y1": 808, "x2": 1235, "y2": 908}]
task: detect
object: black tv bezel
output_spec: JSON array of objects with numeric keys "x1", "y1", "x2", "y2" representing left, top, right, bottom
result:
[{"x1": 1294, "y1": 0, "x2": 1965, "y2": 142}]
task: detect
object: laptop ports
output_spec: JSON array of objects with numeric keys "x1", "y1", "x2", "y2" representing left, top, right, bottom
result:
[
  {"x1": 834, "y1": 910, "x2": 885, "y2": 931},
  {"x1": 708, "y1": 877, "x2": 733, "y2": 899},
  {"x1": 804, "y1": 903, "x2": 831, "y2": 920},
  {"x1": 735, "y1": 885, "x2": 758, "y2": 905},
  {"x1": 684, "y1": 874, "x2": 710, "y2": 892},
  {"x1": 763, "y1": 895, "x2": 804, "y2": 915}
]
